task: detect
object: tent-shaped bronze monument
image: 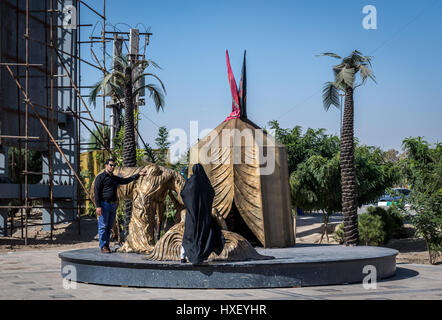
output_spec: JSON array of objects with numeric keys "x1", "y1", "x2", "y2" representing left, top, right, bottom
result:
[
  {"x1": 189, "y1": 118, "x2": 295, "y2": 248},
  {"x1": 188, "y1": 51, "x2": 295, "y2": 248}
]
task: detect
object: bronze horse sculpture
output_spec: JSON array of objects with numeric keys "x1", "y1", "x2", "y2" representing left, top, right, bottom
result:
[
  {"x1": 91, "y1": 163, "x2": 272, "y2": 261},
  {"x1": 91, "y1": 163, "x2": 186, "y2": 253}
]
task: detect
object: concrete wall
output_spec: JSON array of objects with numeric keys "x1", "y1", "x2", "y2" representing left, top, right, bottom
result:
[
  {"x1": 0, "y1": 0, "x2": 54, "y2": 150},
  {"x1": 0, "y1": 0, "x2": 79, "y2": 233}
]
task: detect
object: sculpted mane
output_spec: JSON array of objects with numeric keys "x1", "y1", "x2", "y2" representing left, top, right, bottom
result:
[{"x1": 90, "y1": 163, "x2": 186, "y2": 206}]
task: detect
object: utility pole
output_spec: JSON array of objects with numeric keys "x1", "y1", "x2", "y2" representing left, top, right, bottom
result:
[
  {"x1": 129, "y1": 29, "x2": 140, "y2": 143},
  {"x1": 108, "y1": 35, "x2": 123, "y2": 149},
  {"x1": 106, "y1": 28, "x2": 149, "y2": 148}
]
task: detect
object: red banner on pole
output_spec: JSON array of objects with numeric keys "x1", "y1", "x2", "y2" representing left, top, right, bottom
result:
[{"x1": 225, "y1": 50, "x2": 240, "y2": 121}]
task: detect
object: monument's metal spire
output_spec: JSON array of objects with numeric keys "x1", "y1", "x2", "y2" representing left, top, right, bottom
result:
[{"x1": 239, "y1": 50, "x2": 247, "y2": 119}]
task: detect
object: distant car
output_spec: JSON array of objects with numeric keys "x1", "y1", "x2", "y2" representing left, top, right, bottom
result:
[{"x1": 377, "y1": 188, "x2": 411, "y2": 208}]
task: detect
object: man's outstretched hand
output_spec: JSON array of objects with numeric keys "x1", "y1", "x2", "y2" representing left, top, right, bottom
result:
[{"x1": 96, "y1": 207, "x2": 102, "y2": 216}]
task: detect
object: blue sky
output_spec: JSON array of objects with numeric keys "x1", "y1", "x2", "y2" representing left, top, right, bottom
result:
[{"x1": 79, "y1": 0, "x2": 442, "y2": 152}]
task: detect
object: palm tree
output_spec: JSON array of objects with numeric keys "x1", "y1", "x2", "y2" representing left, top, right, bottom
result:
[
  {"x1": 318, "y1": 50, "x2": 376, "y2": 246},
  {"x1": 89, "y1": 55, "x2": 166, "y2": 241}
]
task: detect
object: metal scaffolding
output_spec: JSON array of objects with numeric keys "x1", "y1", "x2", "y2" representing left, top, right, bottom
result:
[{"x1": 0, "y1": 0, "x2": 112, "y2": 244}]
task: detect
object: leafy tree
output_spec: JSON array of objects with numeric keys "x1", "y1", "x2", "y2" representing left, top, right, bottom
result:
[
  {"x1": 401, "y1": 137, "x2": 442, "y2": 264},
  {"x1": 354, "y1": 145, "x2": 401, "y2": 206},
  {"x1": 269, "y1": 121, "x2": 339, "y2": 173},
  {"x1": 318, "y1": 50, "x2": 377, "y2": 246},
  {"x1": 290, "y1": 153, "x2": 340, "y2": 242},
  {"x1": 384, "y1": 149, "x2": 400, "y2": 163},
  {"x1": 273, "y1": 121, "x2": 399, "y2": 243},
  {"x1": 155, "y1": 126, "x2": 170, "y2": 166}
]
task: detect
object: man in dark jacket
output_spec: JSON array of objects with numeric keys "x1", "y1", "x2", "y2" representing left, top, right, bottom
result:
[{"x1": 94, "y1": 159, "x2": 147, "y2": 253}]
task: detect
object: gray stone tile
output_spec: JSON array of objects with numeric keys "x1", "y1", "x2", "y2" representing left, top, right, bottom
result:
[
  {"x1": 380, "y1": 285, "x2": 408, "y2": 289},
  {"x1": 226, "y1": 293, "x2": 253, "y2": 297},
  {"x1": 2, "y1": 267, "x2": 29, "y2": 271},
  {"x1": 49, "y1": 294, "x2": 76, "y2": 299},
  {"x1": 123, "y1": 290, "x2": 152, "y2": 294},
  {"x1": 263, "y1": 289, "x2": 320, "y2": 300},
  {"x1": 29, "y1": 287, "x2": 54, "y2": 291},
  {"x1": 12, "y1": 281, "x2": 36, "y2": 285},
  {"x1": 0, "y1": 275, "x2": 21, "y2": 279},
  {"x1": 315, "y1": 288, "x2": 342, "y2": 292}
]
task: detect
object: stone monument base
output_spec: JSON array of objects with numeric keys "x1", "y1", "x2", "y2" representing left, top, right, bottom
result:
[{"x1": 59, "y1": 245, "x2": 397, "y2": 288}]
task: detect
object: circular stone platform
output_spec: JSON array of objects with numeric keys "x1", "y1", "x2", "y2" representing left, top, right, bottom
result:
[{"x1": 59, "y1": 245, "x2": 398, "y2": 288}]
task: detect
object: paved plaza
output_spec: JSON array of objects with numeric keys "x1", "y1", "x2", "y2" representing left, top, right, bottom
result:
[{"x1": 0, "y1": 248, "x2": 441, "y2": 300}]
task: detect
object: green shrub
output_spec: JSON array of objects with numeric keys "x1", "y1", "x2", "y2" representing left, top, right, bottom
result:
[
  {"x1": 366, "y1": 206, "x2": 405, "y2": 241},
  {"x1": 333, "y1": 206, "x2": 405, "y2": 246},
  {"x1": 359, "y1": 213, "x2": 387, "y2": 246},
  {"x1": 333, "y1": 223, "x2": 345, "y2": 244},
  {"x1": 385, "y1": 206, "x2": 407, "y2": 238},
  {"x1": 409, "y1": 193, "x2": 442, "y2": 265},
  {"x1": 86, "y1": 202, "x2": 96, "y2": 217}
]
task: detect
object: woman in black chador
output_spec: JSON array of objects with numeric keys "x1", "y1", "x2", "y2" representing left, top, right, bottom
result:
[{"x1": 180, "y1": 163, "x2": 224, "y2": 265}]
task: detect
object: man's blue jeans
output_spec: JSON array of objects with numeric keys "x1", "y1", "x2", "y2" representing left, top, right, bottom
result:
[{"x1": 98, "y1": 201, "x2": 117, "y2": 249}]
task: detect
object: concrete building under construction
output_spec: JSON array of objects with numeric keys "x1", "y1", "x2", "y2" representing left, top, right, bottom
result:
[{"x1": 0, "y1": 0, "x2": 131, "y2": 243}]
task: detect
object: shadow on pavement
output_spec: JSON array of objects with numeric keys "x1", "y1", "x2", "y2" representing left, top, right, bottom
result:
[{"x1": 381, "y1": 266, "x2": 419, "y2": 282}]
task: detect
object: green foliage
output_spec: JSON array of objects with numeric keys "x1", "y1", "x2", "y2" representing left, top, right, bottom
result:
[
  {"x1": 89, "y1": 55, "x2": 166, "y2": 111},
  {"x1": 385, "y1": 206, "x2": 406, "y2": 239},
  {"x1": 402, "y1": 137, "x2": 442, "y2": 264},
  {"x1": 271, "y1": 121, "x2": 401, "y2": 213},
  {"x1": 333, "y1": 223, "x2": 345, "y2": 244},
  {"x1": 358, "y1": 212, "x2": 386, "y2": 246},
  {"x1": 80, "y1": 169, "x2": 96, "y2": 216},
  {"x1": 273, "y1": 120, "x2": 400, "y2": 244},
  {"x1": 355, "y1": 145, "x2": 401, "y2": 206},
  {"x1": 401, "y1": 137, "x2": 441, "y2": 193},
  {"x1": 112, "y1": 125, "x2": 149, "y2": 166},
  {"x1": 366, "y1": 206, "x2": 405, "y2": 241},
  {"x1": 289, "y1": 154, "x2": 340, "y2": 215},
  {"x1": 411, "y1": 195, "x2": 442, "y2": 264},
  {"x1": 155, "y1": 126, "x2": 171, "y2": 166},
  {"x1": 287, "y1": 131, "x2": 341, "y2": 242},
  {"x1": 165, "y1": 194, "x2": 177, "y2": 222},
  {"x1": 8, "y1": 147, "x2": 43, "y2": 184},
  {"x1": 269, "y1": 121, "x2": 339, "y2": 174},
  {"x1": 88, "y1": 125, "x2": 110, "y2": 150},
  {"x1": 317, "y1": 50, "x2": 376, "y2": 110},
  {"x1": 334, "y1": 206, "x2": 405, "y2": 246},
  {"x1": 171, "y1": 150, "x2": 189, "y2": 176},
  {"x1": 116, "y1": 201, "x2": 125, "y2": 235}
]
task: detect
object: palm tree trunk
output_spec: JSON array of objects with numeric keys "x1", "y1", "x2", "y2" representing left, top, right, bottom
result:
[
  {"x1": 340, "y1": 87, "x2": 359, "y2": 246},
  {"x1": 122, "y1": 66, "x2": 137, "y2": 241}
]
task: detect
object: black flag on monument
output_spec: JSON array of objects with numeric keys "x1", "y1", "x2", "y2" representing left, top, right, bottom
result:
[{"x1": 239, "y1": 50, "x2": 247, "y2": 119}]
